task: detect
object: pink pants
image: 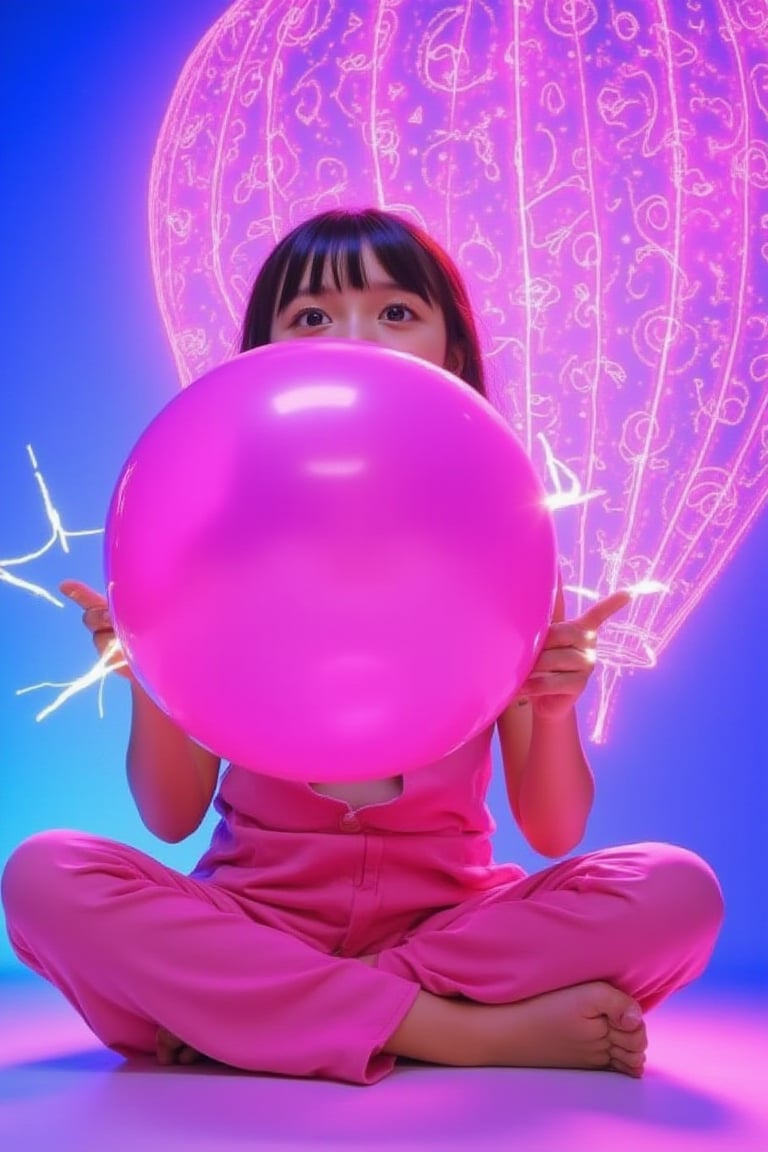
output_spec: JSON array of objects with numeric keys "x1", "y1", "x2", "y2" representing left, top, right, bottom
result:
[{"x1": 1, "y1": 830, "x2": 722, "y2": 1084}]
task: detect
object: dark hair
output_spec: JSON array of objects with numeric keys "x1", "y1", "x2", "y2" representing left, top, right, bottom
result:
[{"x1": 239, "y1": 208, "x2": 486, "y2": 396}]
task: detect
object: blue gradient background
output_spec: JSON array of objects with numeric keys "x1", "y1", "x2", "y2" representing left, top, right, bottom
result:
[{"x1": 1, "y1": 2, "x2": 765, "y2": 984}]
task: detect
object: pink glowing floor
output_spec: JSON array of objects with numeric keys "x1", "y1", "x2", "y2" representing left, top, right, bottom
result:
[{"x1": 0, "y1": 976, "x2": 765, "y2": 1152}]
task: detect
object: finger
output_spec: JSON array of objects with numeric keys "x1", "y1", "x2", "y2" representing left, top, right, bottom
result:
[
  {"x1": 576, "y1": 591, "x2": 632, "y2": 634},
  {"x1": 527, "y1": 647, "x2": 595, "y2": 674},
  {"x1": 551, "y1": 569, "x2": 566, "y2": 622},
  {"x1": 59, "y1": 580, "x2": 108, "y2": 612},
  {"x1": 84, "y1": 606, "x2": 114, "y2": 635},
  {"x1": 518, "y1": 671, "x2": 589, "y2": 697},
  {"x1": 539, "y1": 624, "x2": 599, "y2": 653}
]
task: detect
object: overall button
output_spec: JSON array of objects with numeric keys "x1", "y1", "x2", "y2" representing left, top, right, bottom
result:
[{"x1": 339, "y1": 812, "x2": 362, "y2": 833}]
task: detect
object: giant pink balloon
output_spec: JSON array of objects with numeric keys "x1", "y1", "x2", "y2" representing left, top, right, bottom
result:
[{"x1": 105, "y1": 342, "x2": 557, "y2": 780}]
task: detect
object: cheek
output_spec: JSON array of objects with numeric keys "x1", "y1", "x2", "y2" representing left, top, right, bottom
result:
[{"x1": 412, "y1": 328, "x2": 450, "y2": 369}]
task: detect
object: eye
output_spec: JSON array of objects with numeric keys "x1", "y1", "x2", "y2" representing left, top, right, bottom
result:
[
  {"x1": 381, "y1": 303, "x2": 415, "y2": 322},
  {"x1": 291, "y1": 307, "x2": 331, "y2": 329}
]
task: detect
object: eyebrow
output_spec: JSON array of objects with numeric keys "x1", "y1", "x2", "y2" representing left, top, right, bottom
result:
[{"x1": 277, "y1": 280, "x2": 424, "y2": 312}]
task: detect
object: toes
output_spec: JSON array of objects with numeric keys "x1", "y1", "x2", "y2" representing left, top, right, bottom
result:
[
  {"x1": 608, "y1": 1037, "x2": 646, "y2": 1078},
  {"x1": 586, "y1": 984, "x2": 644, "y2": 1034},
  {"x1": 156, "y1": 1027, "x2": 196, "y2": 1066},
  {"x1": 612, "y1": 1001, "x2": 643, "y2": 1031},
  {"x1": 609, "y1": 1052, "x2": 646, "y2": 1078},
  {"x1": 618, "y1": 1010, "x2": 644, "y2": 1033},
  {"x1": 156, "y1": 1027, "x2": 176, "y2": 1064},
  {"x1": 610, "y1": 1042, "x2": 646, "y2": 1067},
  {"x1": 609, "y1": 1024, "x2": 647, "y2": 1054}
]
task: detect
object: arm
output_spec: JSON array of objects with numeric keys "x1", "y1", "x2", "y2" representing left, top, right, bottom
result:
[
  {"x1": 61, "y1": 580, "x2": 221, "y2": 844},
  {"x1": 497, "y1": 698, "x2": 593, "y2": 859},
  {"x1": 497, "y1": 587, "x2": 630, "y2": 858},
  {"x1": 126, "y1": 684, "x2": 220, "y2": 843}
]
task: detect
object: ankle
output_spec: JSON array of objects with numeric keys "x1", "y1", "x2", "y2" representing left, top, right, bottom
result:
[{"x1": 383, "y1": 991, "x2": 489, "y2": 1066}]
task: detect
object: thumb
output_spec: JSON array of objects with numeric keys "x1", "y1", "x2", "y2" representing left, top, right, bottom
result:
[{"x1": 59, "y1": 580, "x2": 108, "y2": 613}]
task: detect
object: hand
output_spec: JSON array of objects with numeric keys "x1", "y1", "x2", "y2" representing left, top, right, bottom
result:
[
  {"x1": 518, "y1": 590, "x2": 631, "y2": 721},
  {"x1": 59, "y1": 579, "x2": 133, "y2": 680}
]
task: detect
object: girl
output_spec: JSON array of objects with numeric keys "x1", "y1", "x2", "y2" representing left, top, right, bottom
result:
[{"x1": 1, "y1": 209, "x2": 723, "y2": 1085}]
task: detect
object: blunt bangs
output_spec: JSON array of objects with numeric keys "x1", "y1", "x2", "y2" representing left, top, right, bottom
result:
[{"x1": 275, "y1": 214, "x2": 437, "y2": 316}]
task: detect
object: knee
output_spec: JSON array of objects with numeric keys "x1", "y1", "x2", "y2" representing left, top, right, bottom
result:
[
  {"x1": 2, "y1": 830, "x2": 92, "y2": 930},
  {"x1": 641, "y1": 842, "x2": 724, "y2": 945}
]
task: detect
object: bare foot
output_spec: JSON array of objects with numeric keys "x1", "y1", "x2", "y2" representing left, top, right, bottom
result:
[
  {"x1": 479, "y1": 981, "x2": 647, "y2": 1078},
  {"x1": 385, "y1": 980, "x2": 647, "y2": 1078},
  {"x1": 155, "y1": 1026, "x2": 203, "y2": 1066}
]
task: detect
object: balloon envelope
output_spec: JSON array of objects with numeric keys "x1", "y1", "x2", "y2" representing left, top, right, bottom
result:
[{"x1": 105, "y1": 341, "x2": 557, "y2": 780}]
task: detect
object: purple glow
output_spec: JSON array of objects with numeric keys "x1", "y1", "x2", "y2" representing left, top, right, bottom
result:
[
  {"x1": 2, "y1": 980, "x2": 768, "y2": 1150},
  {"x1": 148, "y1": 1, "x2": 768, "y2": 739}
]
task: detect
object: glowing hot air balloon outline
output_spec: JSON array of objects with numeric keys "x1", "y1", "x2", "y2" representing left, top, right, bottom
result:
[{"x1": 148, "y1": 0, "x2": 768, "y2": 739}]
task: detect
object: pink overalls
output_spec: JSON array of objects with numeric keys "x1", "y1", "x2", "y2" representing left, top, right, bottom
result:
[{"x1": 1, "y1": 726, "x2": 723, "y2": 1084}]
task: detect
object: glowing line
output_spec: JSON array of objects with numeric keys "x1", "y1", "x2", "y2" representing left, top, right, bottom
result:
[
  {"x1": 612, "y1": 2, "x2": 685, "y2": 594},
  {"x1": 510, "y1": 1, "x2": 534, "y2": 454},
  {"x1": 538, "y1": 433, "x2": 605, "y2": 511},
  {"x1": 0, "y1": 446, "x2": 103, "y2": 608},
  {"x1": 627, "y1": 578, "x2": 670, "y2": 597},
  {"x1": 17, "y1": 640, "x2": 126, "y2": 723},
  {"x1": 265, "y1": 12, "x2": 290, "y2": 244},
  {"x1": 569, "y1": 6, "x2": 605, "y2": 623},
  {"x1": 612, "y1": 0, "x2": 690, "y2": 681},
  {"x1": 643, "y1": 0, "x2": 754, "y2": 645},
  {"x1": 444, "y1": 0, "x2": 472, "y2": 253},
  {"x1": 564, "y1": 580, "x2": 668, "y2": 601},
  {"x1": 546, "y1": 491, "x2": 604, "y2": 512},
  {"x1": 0, "y1": 569, "x2": 63, "y2": 607},
  {"x1": 369, "y1": 0, "x2": 387, "y2": 208},
  {"x1": 147, "y1": 9, "x2": 226, "y2": 387},
  {"x1": 209, "y1": 15, "x2": 260, "y2": 331}
]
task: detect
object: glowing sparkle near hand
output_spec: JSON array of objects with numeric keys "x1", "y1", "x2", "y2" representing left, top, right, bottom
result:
[
  {"x1": 149, "y1": 0, "x2": 767, "y2": 739},
  {"x1": 17, "y1": 640, "x2": 126, "y2": 723},
  {"x1": 2, "y1": 446, "x2": 112, "y2": 718},
  {"x1": 1, "y1": 446, "x2": 103, "y2": 607}
]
